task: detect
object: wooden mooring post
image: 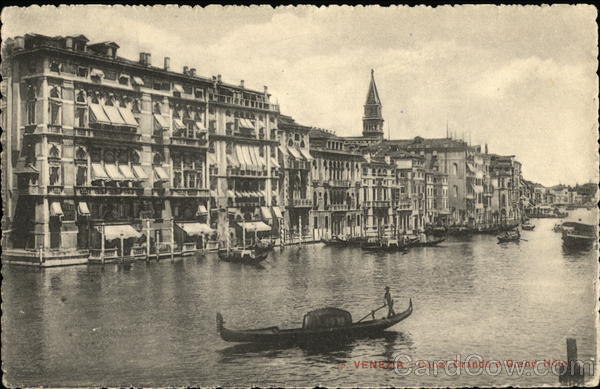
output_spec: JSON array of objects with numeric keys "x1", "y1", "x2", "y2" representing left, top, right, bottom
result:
[{"x1": 558, "y1": 338, "x2": 584, "y2": 385}]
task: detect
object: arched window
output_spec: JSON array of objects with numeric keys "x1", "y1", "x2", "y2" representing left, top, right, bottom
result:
[
  {"x1": 76, "y1": 90, "x2": 87, "y2": 103},
  {"x1": 153, "y1": 102, "x2": 162, "y2": 115},
  {"x1": 300, "y1": 140, "x2": 305, "y2": 148},
  {"x1": 49, "y1": 86, "x2": 61, "y2": 98},
  {"x1": 153, "y1": 152, "x2": 163, "y2": 166},
  {"x1": 288, "y1": 139, "x2": 293, "y2": 147},
  {"x1": 119, "y1": 97, "x2": 127, "y2": 108},
  {"x1": 75, "y1": 147, "x2": 87, "y2": 161},
  {"x1": 132, "y1": 99, "x2": 141, "y2": 113},
  {"x1": 104, "y1": 150, "x2": 115, "y2": 164},
  {"x1": 105, "y1": 95, "x2": 114, "y2": 106},
  {"x1": 131, "y1": 151, "x2": 141, "y2": 165},
  {"x1": 452, "y1": 163, "x2": 458, "y2": 175},
  {"x1": 453, "y1": 185, "x2": 458, "y2": 197},
  {"x1": 49, "y1": 144, "x2": 60, "y2": 159}
]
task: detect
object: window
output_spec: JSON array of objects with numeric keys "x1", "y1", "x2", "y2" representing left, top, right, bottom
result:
[
  {"x1": 49, "y1": 103, "x2": 61, "y2": 125},
  {"x1": 75, "y1": 106, "x2": 88, "y2": 128},
  {"x1": 76, "y1": 90, "x2": 87, "y2": 103},
  {"x1": 452, "y1": 163, "x2": 458, "y2": 175},
  {"x1": 26, "y1": 85, "x2": 36, "y2": 125},
  {"x1": 49, "y1": 86, "x2": 61, "y2": 98},
  {"x1": 153, "y1": 153, "x2": 164, "y2": 166},
  {"x1": 132, "y1": 99, "x2": 141, "y2": 113},
  {"x1": 195, "y1": 89, "x2": 204, "y2": 99},
  {"x1": 77, "y1": 66, "x2": 88, "y2": 78},
  {"x1": 50, "y1": 61, "x2": 61, "y2": 72},
  {"x1": 105, "y1": 70, "x2": 117, "y2": 81},
  {"x1": 153, "y1": 103, "x2": 161, "y2": 114},
  {"x1": 76, "y1": 166, "x2": 87, "y2": 186},
  {"x1": 49, "y1": 166, "x2": 61, "y2": 185},
  {"x1": 453, "y1": 185, "x2": 458, "y2": 197},
  {"x1": 294, "y1": 133, "x2": 300, "y2": 142},
  {"x1": 119, "y1": 75, "x2": 129, "y2": 85}
]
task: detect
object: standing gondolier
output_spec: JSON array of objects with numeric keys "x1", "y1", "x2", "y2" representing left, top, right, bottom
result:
[{"x1": 384, "y1": 286, "x2": 395, "y2": 317}]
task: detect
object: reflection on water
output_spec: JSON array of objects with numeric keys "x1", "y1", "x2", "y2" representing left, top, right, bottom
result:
[{"x1": 2, "y1": 210, "x2": 597, "y2": 387}]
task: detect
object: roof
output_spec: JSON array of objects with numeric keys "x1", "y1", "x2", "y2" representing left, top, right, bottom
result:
[{"x1": 365, "y1": 69, "x2": 381, "y2": 105}]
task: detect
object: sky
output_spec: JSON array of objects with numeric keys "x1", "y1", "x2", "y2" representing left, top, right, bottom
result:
[{"x1": 2, "y1": 5, "x2": 598, "y2": 186}]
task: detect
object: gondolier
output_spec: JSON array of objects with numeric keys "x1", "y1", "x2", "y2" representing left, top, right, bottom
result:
[{"x1": 384, "y1": 286, "x2": 395, "y2": 317}]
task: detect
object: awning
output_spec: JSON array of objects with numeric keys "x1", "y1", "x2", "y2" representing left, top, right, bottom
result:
[
  {"x1": 173, "y1": 118, "x2": 186, "y2": 130},
  {"x1": 154, "y1": 166, "x2": 169, "y2": 181},
  {"x1": 154, "y1": 114, "x2": 170, "y2": 129},
  {"x1": 132, "y1": 76, "x2": 144, "y2": 86},
  {"x1": 197, "y1": 205, "x2": 208, "y2": 215},
  {"x1": 236, "y1": 191, "x2": 246, "y2": 197},
  {"x1": 14, "y1": 160, "x2": 39, "y2": 174},
  {"x1": 118, "y1": 74, "x2": 130, "y2": 82},
  {"x1": 227, "y1": 190, "x2": 235, "y2": 198},
  {"x1": 278, "y1": 146, "x2": 288, "y2": 156},
  {"x1": 102, "y1": 105, "x2": 126, "y2": 126},
  {"x1": 194, "y1": 121, "x2": 205, "y2": 131},
  {"x1": 238, "y1": 221, "x2": 272, "y2": 232},
  {"x1": 238, "y1": 118, "x2": 254, "y2": 130},
  {"x1": 227, "y1": 153, "x2": 240, "y2": 168},
  {"x1": 90, "y1": 68, "x2": 104, "y2": 78},
  {"x1": 89, "y1": 104, "x2": 111, "y2": 125},
  {"x1": 251, "y1": 146, "x2": 266, "y2": 167},
  {"x1": 91, "y1": 163, "x2": 109, "y2": 180},
  {"x1": 242, "y1": 145, "x2": 257, "y2": 168},
  {"x1": 287, "y1": 146, "x2": 302, "y2": 160},
  {"x1": 78, "y1": 202, "x2": 90, "y2": 216},
  {"x1": 272, "y1": 206, "x2": 283, "y2": 219},
  {"x1": 299, "y1": 148, "x2": 313, "y2": 161},
  {"x1": 235, "y1": 145, "x2": 250, "y2": 170},
  {"x1": 466, "y1": 163, "x2": 475, "y2": 173},
  {"x1": 173, "y1": 83, "x2": 184, "y2": 93},
  {"x1": 207, "y1": 153, "x2": 216, "y2": 166},
  {"x1": 176, "y1": 222, "x2": 213, "y2": 236},
  {"x1": 132, "y1": 165, "x2": 148, "y2": 180},
  {"x1": 271, "y1": 157, "x2": 280, "y2": 168},
  {"x1": 117, "y1": 107, "x2": 138, "y2": 127},
  {"x1": 103, "y1": 225, "x2": 142, "y2": 241},
  {"x1": 261, "y1": 206, "x2": 272, "y2": 220},
  {"x1": 118, "y1": 165, "x2": 137, "y2": 180},
  {"x1": 105, "y1": 164, "x2": 124, "y2": 180},
  {"x1": 50, "y1": 202, "x2": 63, "y2": 217}
]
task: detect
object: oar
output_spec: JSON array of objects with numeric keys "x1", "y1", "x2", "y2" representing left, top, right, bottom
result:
[{"x1": 357, "y1": 304, "x2": 387, "y2": 323}]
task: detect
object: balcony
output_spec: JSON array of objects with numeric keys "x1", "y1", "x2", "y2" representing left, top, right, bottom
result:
[
  {"x1": 47, "y1": 124, "x2": 63, "y2": 134},
  {"x1": 329, "y1": 203, "x2": 349, "y2": 212},
  {"x1": 170, "y1": 188, "x2": 210, "y2": 197},
  {"x1": 18, "y1": 185, "x2": 41, "y2": 195},
  {"x1": 170, "y1": 135, "x2": 207, "y2": 148},
  {"x1": 47, "y1": 185, "x2": 64, "y2": 195},
  {"x1": 364, "y1": 200, "x2": 391, "y2": 208},
  {"x1": 329, "y1": 180, "x2": 351, "y2": 188},
  {"x1": 289, "y1": 198, "x2": 312, "y2": 208},
  {"x1": 75, "y1": 186, "x2": 144, "y2": 196},
  {"x1": 395, "y1": 199, "x2": 412, "y2": 211},
  {"x1": 227, "y1": 167, "x2": 268, "y2": 178},
  {"x1": 286, "y1": 160, "x2": 310, "y2": 170},
  {"x1": 211, "y1": 94, "x2": 279, "y2": 111},
  {"x1": 75, "y1": 126, "x2": 141, "y2": 143}
]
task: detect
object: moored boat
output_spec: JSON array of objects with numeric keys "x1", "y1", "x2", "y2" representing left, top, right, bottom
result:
[
  {"x1": 561, "y1": 221, "x2": 596, "y2": 250},
  {"x1": 217, "y1": 299, "x2": 413, "y2": 344},
  {"x1": 413, "y1": 237, "x2": 446, "y2": 247},
  {"x1": 218, "y1": 248, "x2": 268, "y2": 265},
  {"x1": 521, "y1": 224, "x2": 535, "y2": 231}
]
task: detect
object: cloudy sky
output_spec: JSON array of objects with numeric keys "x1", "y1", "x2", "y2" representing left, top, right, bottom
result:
[{"x1": 2, "y1": 5, "x2": 597, "y2": 186}]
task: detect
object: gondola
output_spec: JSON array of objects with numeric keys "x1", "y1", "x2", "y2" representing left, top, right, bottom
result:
[
  {"x1": 217, "y1": 299, "x2": 413, "y2": 344},
  {"x1": 218, "y1": 248, "x2": 268, "y2": 265},
  {"x1": 251, "y1": 241, "x2": 275, "y2": 254},
  {"x1": 521, "y1": 224, "x2": 535, "y2": 231},
  {"x1": 497, "y1": 231, "x2": 520, "y2": 243},
  {"x1": 413, "y1": 237, "x2": 445, "y2": 247},
  {"x1": 321, "y1": 236, "x2": 348, "y2": 247}
]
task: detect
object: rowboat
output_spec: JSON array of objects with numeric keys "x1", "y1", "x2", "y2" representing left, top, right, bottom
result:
[
  {"x1": 250, "y1": 241, "x2": 275, "y2": 254},
  {"x1": 217, "y1": 299, "x2": 413, "y2": 344},
  {"x1": 321, "y1": 236, "x2": 348, "y2": 247},
  {"x1": 218, "y1": 248, "x2": 268, "y2": 265},
  {"x1": 521, "y1": 224, "x2": 535, "y2": 231},
  {"x1": 413, "y1": 237, "x2": 446, "y2": 247}
]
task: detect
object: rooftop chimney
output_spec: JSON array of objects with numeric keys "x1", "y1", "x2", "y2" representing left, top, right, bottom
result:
[
  {"x1": 263, "y1": 85, "x2": 268, "y2": 95},
  {"x1": 189, "y1": 68, "x2": 196, "y2": 77},
  {"x1": 164, "y1": 57, "x2": 170, "y2": 71},
  {"x1": 139, "y1": 52, "x2": 146, "y2": 64},
  {"x1": 217, "y1": 74, "x2": 222, "y2": 83},
  {"x1": 183, "y1": 66, "x2": 189, "y2": 75},
  {"x1": 485, "y1": 144, "x2": 488, "y2": 154},
  {"x1": 240, "y1": 80, "x2": 245, "y2": 88}
]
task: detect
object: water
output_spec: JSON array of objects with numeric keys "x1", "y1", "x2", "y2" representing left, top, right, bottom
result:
[{"x1": 2, "y1": 210, "x2": 597, "y2": 387}]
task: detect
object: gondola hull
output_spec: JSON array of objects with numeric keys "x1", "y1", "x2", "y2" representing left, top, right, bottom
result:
[
  {"x1": 218, "y1": 249, "x2": 268, "y2": 265},
  {"x1": 521, "y1": 225, "x2": 535, "y2": 231},
  {"x1": 217, "y1": 300, "x2": 413, "y2": 344},
  {"x1": 413, "y1": 238, "x2": 446, "y2": 247}
]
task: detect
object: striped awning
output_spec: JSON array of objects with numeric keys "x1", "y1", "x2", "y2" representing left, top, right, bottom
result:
[
  {"x1": 261, "y1": 206, "x2": 272, "y2": 220},
  {"x1": 77, "y1": 202, "x2": 90, "y2": 216},
  {"x1": 154, "y1": 114, "x2": 170, "y2": 129},
  {"x1": 91, "y1": 163, "x2": 109, "y2": 180},
  {"x1": 154, "y1": 166, "x2": 169, "y2": 181},
  {"x1": 105, "y1": 164, "x2": 124, "y2": 180},
  {"x1": 118, "y1": 107, "x2": 138, "y2": 127},
  {"x1": 102, "y1": 105, "x2": 126, "y2": 126},
  {"x1": 176, "y1": 222, "x2": 213, "y2": 236},
  {"x1": 50, "y1": 202, "x2": 63, "y2": 217},
  {"x1": 272, "y1": 206, "x2": 283, "y2": 218},
  {"x1": 102, "y1": 224, "x2": 142, "y2": 241},
  {"x1": 132, "y1": 165, "x2": 148, "y2": 180},
  {"x1": 118, "y1": 165, "x2": 137, "y2": 180},
  {"x1": 89, "y1": 104, "x2": 111, "y2": 125},
  {"x1": 132, "y1": 76, "x2": 144, "y2": 86}
]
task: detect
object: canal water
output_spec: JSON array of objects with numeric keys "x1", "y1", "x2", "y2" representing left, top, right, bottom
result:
[{"x1": 2, "y1": 209, "x2": 597, "y2": 387}]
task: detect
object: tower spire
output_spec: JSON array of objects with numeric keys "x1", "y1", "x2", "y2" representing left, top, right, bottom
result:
[{"x1": 362, "y1": 69, "x2": 384, "y2": 139}]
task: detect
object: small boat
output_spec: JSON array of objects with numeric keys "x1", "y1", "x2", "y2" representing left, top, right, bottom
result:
[
  {"x1": 553, "y1": 223, "x2": 563, "y2": 233},
  {"x1": 448, "y1": 225, "x2": 470, "y2": 236},
  {"x1": 251, "y1": 241, "x2": 275, "y2": 254},
  {"x1": 217, "y1": 299, "x2": 413, "y2": 344},
  {"x1": 347, "y1": 236, "x2": 367, "y2": 247},
  {"x1": 413, "y1": 237, "x2": 446, "y2": 247},
  {"x1": 218, "y1": 248, "x2": 268, "y2": 265},
  {"x1": 562, "y1": 221, "x2": 596, "y2": 250},
  {"x1": 321, "y1": 236, "x2": 348, "y2": 247},
  {"x1": 521, "y1": 224, "x2": 535, "y2": 231},
  {"x1": 497, "y1": 230, "x2": 520, "y2": 243}
]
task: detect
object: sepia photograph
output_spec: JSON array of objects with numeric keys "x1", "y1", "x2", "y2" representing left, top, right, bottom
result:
[{"x1": 1, "y1": 4, "x2": 598, "y2": 387}]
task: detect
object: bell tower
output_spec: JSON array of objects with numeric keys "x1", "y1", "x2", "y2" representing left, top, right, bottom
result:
[{"x1": 362, "y1": 69, "x2": 384, "y2": 139}]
